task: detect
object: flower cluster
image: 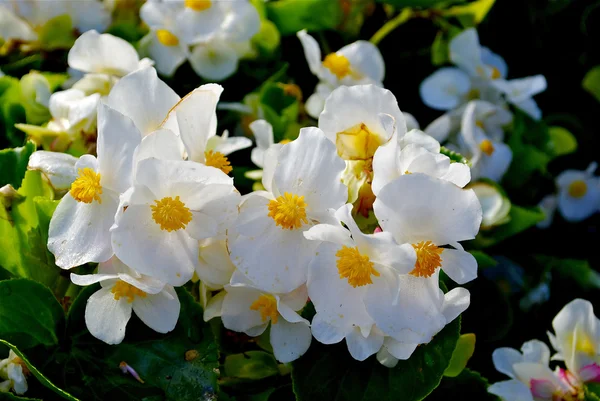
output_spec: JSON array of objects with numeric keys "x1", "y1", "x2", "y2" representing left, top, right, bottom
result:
[
  {"x1": 41, "y1": 62, "x2": 482, "y2": 364},
  {"x1": 489, "y1": 298, "x2": 600, "y2": 401}
]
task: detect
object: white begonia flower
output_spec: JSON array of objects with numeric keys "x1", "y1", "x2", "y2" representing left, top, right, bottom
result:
[
  {"x1": 197, "y1": 237, "x2": 236, "y2": 290},
  {"x1": 491, "y1": 76, "x2": 547, "y2": 120},
  {"x1": 219, "y1": 276, "x2": 311, "y2": 363},
  {"x1": 403, "y1": 112, "x2": 420, "y2": 131},
  {"x1": 0, "y1": 350, "x2": 28, "y2": 395},
  {"x1": 188, "y1": 38, "x2": 241, "y2": 81},
  {"x1": 373, "y1": 173, "x2": 482, "y2": 285},
  {"x1": 0, "y1": 5, "x2": 36, "y2": 42},
  {"x1": 27, "y1": 150, "x2": 79, "y2": 191},
  {"x1": 229, "y1": 127, "x2": 347, "y2": 293},
  {"x1": 139, "y1": 1, "x2": 189, "y2": 77},
  {"x1": 161, "y1": 84, "x2": 251, "y2": 173},
  {"x1": 249, "y1": 119, "x2": 275, "y2": 169},
  {"x1": 419, "y1": 67, "x2": 473, "y2": 111},
  {"x1": 375, "y1": 275, "x2": 470, "y2": 366},
  {"x1": 3, "y1": 0, "x2": 110, "y2": 35},
  {"x1": 111, "y1": 157, "x2": 240, "y2": 286},
  {"x1": 425, "y1": 99, "x2": 513, "y2": 144},
  {"x1": 371, "y1": 129, "x2": 471, "y2": 196},
  {"x1": 469, "y1": 181, "x2": 511, "y2": 229},
  {"x1": 460, "y1": 101, "x2": 513, "y2": 182},
  {"x1": 297, "y1": 30, "x2": 385, "y2": 118},
  {"x1": 175, "y1": 0, "x2": 227, "y2": 44},
  {"x1": 70, "y1": 256, "x2": 180, "y2": 345},
  {"x1": 106, "y1": 67, "x2": 181, "y2": 136},
  {"x1": 489, "y1": 340, "x2": 576, "y2": 401},
  {"x1": 554, "y1": 162, "x2": 600, "y2": 222},
  {"x1": 304, "y1": 204, "x2": 416, "y2": 361},
  {"x1": 536, "y1": 194, "x2": 558, "y2": 229},
  {"x1": 48, "y1": 103, "x2": 141, "y2": 269},
  {"x1": 548, "y1": 299, "x2": 600, "y2": 383}
]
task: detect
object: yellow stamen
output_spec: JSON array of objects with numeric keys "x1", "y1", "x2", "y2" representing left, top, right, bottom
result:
[
  {"x1": 204, "y1": 150, "x2": 232, "y2": 174},
  {"x1": 573, "y1": 332, "x2": 596, "y2": 356},
  {"x1": 250, "y1": 294, "x2": 278, "y2": 324},
  {"x1": 70, "y1": 167, "x2": 102, "y2": 204},
  {"x1": 156, "y1": 29, "x2": 179, "y2": 47},
  {"x1": 336, "y1": 245, "x2": 379, "y2": 287},
  {"x1": 267, "y1": 192, "x2": 308, "y2": 230},
  {"x1": 410, "y1": 241, "x2": 443, "y2": 278},
  {"x1": 323, "y1": 53, "x2": 351, "y2": 79},
  {"x1": 277, "y1": 83, "x2": 303, "y2": 101},
  {"x1": 336, "y1": 123, "x2": 382, "y2": 160},
  {"x1": 568, "y1": 180, "x2": 587, "y2": 198},
  {"x1": 479, "y1": 139, "x2": 495, "y2": 156},
  {"x1": 476, "y1": 120, "x2": 484, "y2": 129},
  {"x1": 490, "y1": 66, "x2": 501, "y2": 79},
  {"x1": 184, "y1": 0, "x2": 211, "y2": 11},
  {"x1": 467, "y1": 88, "x2": 480, "y2": 100},
  {"x1": 151, "y1": 196, "x2": 193, "y2": 231},
  {"x1": 112, "y1": 281, "x2": 147, "y2": 303},
  {"x1": 279, "y1": 139, "x2": 291, "y2": 145}
]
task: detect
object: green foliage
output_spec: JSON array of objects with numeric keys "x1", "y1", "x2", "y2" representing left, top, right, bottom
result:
[
  {"x1": 429, "y1": 369, "x2": 499, "y2": 401},
  {"x1": 266, "y1": 0, "x2": 343, "y2": 35},
  {"x1": 0, "y1": 141, "x2": 35, "y2": 188},
  {"x1": 582, "y1": 66, "x2": 600, "y2": 103},
  {"x1": 224, "y1": 351, "x2": 280, "y2": 381},
  {"x1": 0, "y1": 279, "x2": 64, "y2": 349},
  {"x1": 37, "y1": 15, "x2": 76, "y2": 50},
  {"x1": 440, "y1": 146, "x2": 470, "y2": 165},
  {"x1": 375, "y1": 0, "x2": 452, "y2": 7},
  {"x1": 0, "y1": 339, "x2": 79, "y2": 400},
  {"x1": 291, "y1": 317, "x2": 460, "y2": 401},
  {"x1": 473, "y1": 205, "x2": 545, "y2": 248},
  {"x1": 0, "y1": 77, "x2": 27, "y2": 147},
  {"x1": 0, "y1": 393, "x2": 42, "y2": 401},
  {"x1": 469, "y1": 251, "x2": 498, "y2": 269},
  {"x1": 444, "y1": 333, "x2": 475, "y2": 377},
  {"x1": 586, "y1": 383, "x2": 600, "y2": 401},
  {"x1": 546, "y1": 126, "x2": 577, "y2": 157},
  {"x1": 534, "y1": 255, "x2": 600, "y2": 290}
]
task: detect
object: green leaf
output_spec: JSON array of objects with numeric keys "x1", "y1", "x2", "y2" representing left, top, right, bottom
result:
[
  {"x1": 534, "y1": 255, "x2": 600, "y2": 290},
  {"x1": 503, "y1": 145, "x2": 550, "y2": 189},
  {"x1": 266, "y1": 0, "x2": 343, "y2": 35},
  {"x1": 428, "y1": 369, "x2": 499, "y2": 401},
  {"x1": 67, "y1": 288, "x2": 219, "y2": 401},
  {"x1": 442, "y1": 0, "x2": 496, "y2": 25},
  {"x1": 0, "y1": 141, "x2": 36, "y2": 188},
  {"x1": 431, "y1": 32, "x2": 449, "y2": 66},
  {"x1": 0, "y1": 392, "x2": 42, "y2": 401},
  {"x1": 375, "y1": 0, "x2": 453, "y2": 7},
  {"x1": 444, "y1": 333, "x2": 475, "y2": 377},
  {"x1": 583, "y1": 66, "x2": 600, "y2": 103},
  {"x1": 469, "y1": 251, "x2": 497, "y2": 269},
  {"x1": 546, "y1": 126, "x2": 577, "y2": 157},
  {"x1": 473, "y1": 205, "x2": 545, "y2": 248},
  {"x1": 252, "y1": 20, "x2": 281, "y2": 56},
  {"x1": 223, "y1": 351, "x2": 280, "y2": 380},
  {"x1": 440, "y1": 146, "x2": 470, "y2": 165},
  {"x1": 586, "y1": 383, "x2": 600, "y2": 401},
  {"x1": 37, "y1": 15, "x2": 76, "y2": 50},
  {"x1": 0, "y1": 340, "x2": 79, "y2": 401},
  {"x1": 0, "y1": 279, "x2": 65, "y2": 349},
  {"x1": 0, "y1": 77, "x2": 27, "y2": 147},
  {"x1": 292, "y1": 317, "x2": 460, "y2": 401}
]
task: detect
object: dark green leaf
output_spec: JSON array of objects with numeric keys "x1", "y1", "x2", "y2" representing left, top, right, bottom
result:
[
  {"x1": 0, "y1": 393, "x2": 42, "y2": 401},
  {"x1": 583, "y1": 66, "x2": 600, "y2": 103},
  {"x1": 428, "y1": 369, "x2": 499, "y2": 401},
  {"x1": 292, "y1": 317, "x2": 460, "y2": 401},
  {"x1": 585, "y1": 383, "x2": 600, "y2": 401},
  {"x1": 534, "y1": 255, "x2": 600, "y2": 290},
  {"x1": 0, "y1": 279, "x2": 65, "y2": 349},
  {"x1": 0, "y1": 340, "x2": 79, "y2": 401},
  {"x1": 473, "y1": 205, "x2": 544, "y2": 248},
  {"x1": 224, "y1": 351, "x2": 279, "y2": 380},
  {"x1": 0, "y1": 142, "x2": 36, "y2": 188},
  {"x1": 469, "y1": 251, "x2": 498, "y2": 269},
  {"x1": 375, "y1": 0, "x2": 455, "y2": 7},
  {"x1": 266, "y1": 0, "x2": 343, "y2": 35}
]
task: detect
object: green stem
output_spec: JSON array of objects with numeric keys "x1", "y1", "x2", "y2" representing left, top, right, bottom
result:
[{"x1": 369, "y1": 8, "x2": 414, "y2": 46}]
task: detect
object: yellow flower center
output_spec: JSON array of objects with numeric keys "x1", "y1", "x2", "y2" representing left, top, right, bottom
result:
[
  {"x1": 184, "y1": 0, "x2": 211, "y2": 11},
  {"x1": 336, "y1": 122, "x2": 382, "y2": 160},
  {"x1": 336, "y1": 245, "x2": 379, "y2": 287},
  {"x1": 410, "y1": 241, "x2": 443, "y2": 278},
  {"x1": 479, "y1": 139, "x2": 495, "y2": 156},
  {"x1": 204, "y1": 150, "x2": 232, "y2": 174},
  {"x1": 568, "y1": 180, "x2": 587, "y2": 198},
  {"x1": 572, "y1": 332, "x2": 597, "y2": 356},
  {"x1": 250, "y1": 294, "x2": 278, "y2": 324},
  {"x1": 467, "y1": 88, "x2": 480, "y2": 100},
  {"x1": 151, "y1": 196, "x2": 193, "y2": 232},
  {"x1": 323, "y1": 53, "x2": 351, "y2": 79},
  {"x1": 267, "y1": 192, "x2": 308, "y2": 230},
  {"x1": 490, "y1": 66, "x2": 502, "y2": 80},
  {"x1": 279, "y1": 139, "x2": 291, "y2": 145},
  {"x1": 111, "y1": 280, "x2": 147, "y2": 303},
  {"x1": 476, "y1": 120, "x2": 485, "y2": 129},
  {"x1": 156, "y1": 29, "x2": 179, "y2": 47},
  {"x1": 70, "y1": 167, "x2": 102, "y2": 204}
]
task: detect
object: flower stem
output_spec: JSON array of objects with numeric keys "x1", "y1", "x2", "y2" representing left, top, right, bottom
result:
[{"x1": 370, "y1": 8, "x2": 414, "y2": 46}]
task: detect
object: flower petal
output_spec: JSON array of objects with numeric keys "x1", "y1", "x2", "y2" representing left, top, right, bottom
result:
[
  {"x1": 133, "y1": 285, "x2": 180, "y2": 333},
  {"x1": 68, "y1": 30, "x2": 140, "y2": 76},
  {"x1": 85, "y1": 286, "x2": 132, "y2": 344},
  {"x1": 270, "y1": 318, "x2": 312, "y2": 363}
]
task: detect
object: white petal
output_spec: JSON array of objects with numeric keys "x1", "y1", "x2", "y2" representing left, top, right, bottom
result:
[
  {"x1": 440, "y1": 248, "x2": 478, "y2": 284},
  {"x1": 441, "y1": 287, "x2": 470, "y2": 322},
  {"x1": 189, "y1": 41, "x2": 239, "y2": 81},
  {"x1": 305, "y1": 92, "x2": 326, "y2": 119},
  {"x1": 521, "y1": 340, "x2": 551, "y2": 366},
  {"x1": 371, "y1": 133, "x2": 400, "y2": 196},
  {"x1": 420, "y1": 68, "x2": 471, "y2": 110},
  {"x1": 106, "y1": 67, "x2": 180, "y2": 136},
  {"x1": 376, "y1": 346, "x2": 399, "y2": 368},
  {"x1": 197, "y1": 238, "x2": 236, "y2": 289},
  {"x1": 449, "y1": 28, "x2": 482, "y2": 76},
  {"x1": 488, "y1": 380, "x2": 535, "y2": 401},
  {"x1": 141, "y1": 33, "x2": 187, "y2": 77},
  {"x1": 492, "y1": 347, "x2": 522, "y2": 378},
  {"x1": 383, "y1": 337, "x2": 419, "y2": 360},
  {"x1": 70, "y1": 272, "x2": 118, "y2": 286},
  {"x1": 85, "y1": 286, "x2": 132, "y2": 344},
  {"x1": 204, "y1": 290, "x2": 225, "y2": 321},
  {"x1": 0, "y1": 5, "x2": 36, "y2": 41},
  {"x1": 28, "y1": 151, "x2": 78, "y2": 191},
  {"x1": 270, "y1": 318, "x2": 312, "y2": 363},
  {"x1": 346, "y1": 327, "x2": 384, "y2": 361},
  {"x1": 303, "y1": 223, "x2": 352, "y2": 245},
  {"x1": 49, "y1": 192, "x2": 118, "y2": 269},
  {"x1": 134, "y1": 128, "x2": 184, "y2": 168},
  {"x1": 133, "y1": 286, "x2": 180, "y2": 333},
  {"x1": 296, "y1": 30, "x2": 323, "y2": 77},
  {"x1": 221, "y1": 286, "x2": 268, "y2": 334},
  {"x1": 68, "y1": 30, "x2": 140, "y2": 76},
  {"x1": 176, "y1": 5, "x2": 226, "y2": 44},
  {"x1": 338, "y1": 40, "x2": 385, "y2": 82},
  {"x1": 211, "y1": 136, "x2": 252, "y2": 156},
  {"x1": 6, "y1": 362, "x2": 27, "y2": 395}
]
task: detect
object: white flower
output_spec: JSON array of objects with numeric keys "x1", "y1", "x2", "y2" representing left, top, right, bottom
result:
[
  {"x1": 139, "y1": 1, "x2": 189, "y2": 77},
  {"x1": 449, "y1": 28, "x2": 507, "y2": 82},
  {"x1": 219, "y1": 275, "x2": 311, "y2": 363},
  {"x1": 373, "y1": 173, "x2": 482, "y2": 285},
  {"x1": 48, "y1": 103, "x2": 141, "y2": 268},
  {"x1": 249, "y1": 119, "x2": 275, "y2": 169},
  {"x1": 304, "y1": 204, "x2": 416, "y2": 361},
  {"x1": 0, "y1": 350, "x2": 28, "y2": 395},
  {"x1": 27, "y1": 150, "x2": 79, "y2": 191},
  {"x1": 297, "y1": 30, "x2": 385, "y2": 118},
  {"x1": 468, "y1": 181, "x2": 511, "y2": 229},
  {"x1": 229, "y1": 127, "x2": 347, "y2": 293},
  {"x1": 548, "y1": 299, "x2": 600, "y2": 383},
  {"x1": 0, "y1": 5, "x2": 36, "y2": 42},
  {"x1": 371, "y1": 129, "x2": 471, "y2": 196},
  {"x1": 197, "y1": 237, "x2": 236, "y2": 290},
  {"x1": 460, "y1": 101, "x2": 513, "y2": 182},
  {"x1": 554, "y1": 162, "x2": 600, "y2": 222},
  {"x1": 175, "y1": 0, "x2": 227, "y2": 44},
  {"x1": 70, "y1": 256, "x2": 180, "y2": 345},
  {"x1": 491, "y1": 76, "x2": 547, "y2": 120},
  {"x1": 420, "y1": 67, "x2": 473, "y2": 111},
  {"x1": 111, "y1": 158, "x2": 240, "y2": 286},
  {"x1": 489, "y1": 340, "x2": 574, "y2": 401}
]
